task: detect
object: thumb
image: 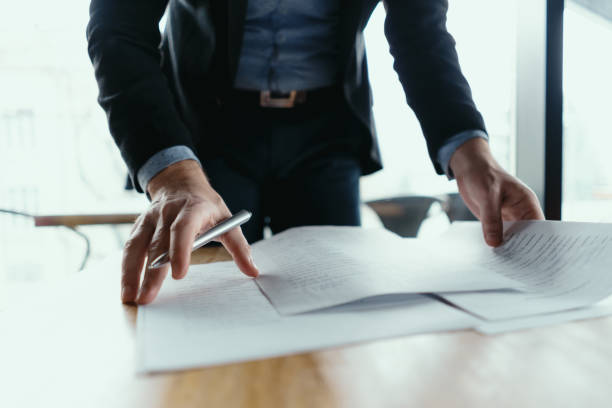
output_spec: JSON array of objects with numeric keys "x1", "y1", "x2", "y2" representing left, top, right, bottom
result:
[{"x1": 479, "y1": 192, "x2": 503, "y2": 247}]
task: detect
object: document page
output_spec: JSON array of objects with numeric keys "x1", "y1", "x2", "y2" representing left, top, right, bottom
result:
[
  {"x1": 137, "y1": 261, "x2": 480, "y2": 373},
  {"x1": 437, "y1": 221, "x2": 612, "y2": 320},
  {"x1": 252, "y1": 226, "x2": 517, "y2": 315},
  {"x1": 476, "y1": 295, "x2": 612, "y2": 334}
]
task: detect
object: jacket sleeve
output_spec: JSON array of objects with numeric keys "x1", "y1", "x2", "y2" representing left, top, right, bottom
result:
[
  {"x1": 383, "y1": 0, "x2": 487, "y2": 175},
  {"x1": 87, "y1": 0, "x2": 197, "y2": 192}
]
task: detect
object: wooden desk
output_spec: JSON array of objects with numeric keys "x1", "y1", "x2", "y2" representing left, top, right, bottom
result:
[{"x1": 2, "y1": 248, "x2": 612, "y2": 408}]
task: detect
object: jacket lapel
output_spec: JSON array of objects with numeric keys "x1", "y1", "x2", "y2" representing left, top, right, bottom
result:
[
  {"x1": 338, "y1": 0, "x2": 364, "y2": 65},
  {"x1": 227, "y1": 0, "x2": 248, "y2": 82}
]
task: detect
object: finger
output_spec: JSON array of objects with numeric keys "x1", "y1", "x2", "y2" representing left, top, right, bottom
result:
[
  {"x1": 501, "y1": 185, "x2": 545, "y2": 221},
  {"x1": 121, "y1": 214, "x2": 155, "y2": 303},
  {"x1": 479, "y1": 190, "x2": 503, "y2": 247},
  {"x1": 219, "y1": 227, "x2": 259, "y2": 277},
  {"x1": 136, "y1": 265, "x2": 170, "y2": 305},
  {"x1": 532, "y1": 198, "x2": 545, "y2": 220},
  {"x1": 129, "y1": 213, "x2": 145, "y2": 234},
  {"x1": 136, "y1": 218, "x2": 172, "y2": 305},
  {"x1": 169, "y1": 206, "x2": 208, "y2": 280}
]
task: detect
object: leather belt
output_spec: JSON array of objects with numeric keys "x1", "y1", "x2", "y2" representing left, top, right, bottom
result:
[
  {"x1": 225, "y1": 86, "x2": 340, "y2": 109},
  {"x1": 260, "y1": 90, "x2": 307, "y2": 108}
]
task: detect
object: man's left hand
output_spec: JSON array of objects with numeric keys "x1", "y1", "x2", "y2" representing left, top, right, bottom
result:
[{"x1": 449, "y1": 138, "x2": 545, "y2": 247}]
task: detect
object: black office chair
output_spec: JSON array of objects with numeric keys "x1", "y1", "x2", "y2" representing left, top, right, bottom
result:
[
  {"x1": 365, "y1": 196, "x2": 444, "y2": 238},
  {"x1": 440, "y1": 193, "x2": 477, "y2": 222},
  {"x1": 365, "y1": 193, "x2": 476, "y2": 238}
]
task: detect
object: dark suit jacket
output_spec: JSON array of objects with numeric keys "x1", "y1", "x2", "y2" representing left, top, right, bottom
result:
[{"x1": 87, "y1": 0, "x2": 486, "y2": 192}]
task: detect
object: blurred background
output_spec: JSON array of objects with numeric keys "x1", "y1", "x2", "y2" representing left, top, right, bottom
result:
[{"x1": 1, "y1": 0, "x2": 611, "y2": 302}]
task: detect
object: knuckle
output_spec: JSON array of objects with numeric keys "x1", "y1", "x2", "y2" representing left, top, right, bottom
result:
[
  {"x1": 519, "y1": 209, "x2": 536, "y2": 220},
  {"x1": 485, "y1": 180, "x2": 501, "y2": 195},
  {"x1": 160, "y1": 203, "x2": 175, "y2": 220},
  {"x1": 148, "y1": 201, "x2": 163, "y2": 217},
  {"x1": 211, "y1": 196, "x2": 230, "y2": 215},
  {"x1": 144, "y1": 209, "x2": 158, "y2": 222},
  {"x1": 202, "y1": 213, "x2": 216, "y2": 230},
  {"x1": 123, "y1": 237, "x2": 139, "y2": 251},
  {"x1": 484, "y1": 173, "x2": 497, "y2": 186},
  {"x1": 147, "y1": 243, "x2": 160, "y2": 255},
  {"x1": 131, "y1": 213, "x2": 146, "y2": 229},
  {"x1": 151, "y1": 222, "x2": 167, "y2": 239},
  {"x1": 148, "y1": 237, "x2": 166, "y2": 255},
  {"x1": 187, "y1": 194, "x2": 207, "y2": 207},
  {"x1": 155, "y1": 211, "x2": 174, "y2": 232},
  {"x1": 178, "y1": 202, "x2": 204, "y2": 219},
  {"x1": 139, "y1": 212, "x2": 157, "y2": 230},
  {"x1": 169, "y1": 221, "x2": 182, "y2": 234},
  {"x1": 170, "y1": 216, "x2": 190, "y2": 233},
  {"x1": 149, "y1": 201, "x2": 161, "y2": 214},
  {"x1": 212, "y1": 193, "x2": 225, "y2": 207}
]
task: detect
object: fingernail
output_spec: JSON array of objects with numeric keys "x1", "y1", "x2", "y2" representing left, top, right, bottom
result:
[{"x1": 250, "y1": 256, "x2": 259, "y2": 271}]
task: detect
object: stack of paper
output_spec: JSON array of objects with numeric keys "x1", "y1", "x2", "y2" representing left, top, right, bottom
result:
[
  {"x1": 137, "y1": 263, "x2": 480, "y2": 373},
  {"x1": 431, "y1": 221, "x2": 612, "y2": 333},
  {"x1": 138, "y1": 226, "x2": 500, "y2": 373},
  {"x1": 476, "y1": 296, "x2": 612, "y2": 334},
  {"x1": 138, "y1": 221, "x2": 612, "y2": 372},
  {"x1": 252, "y1": 226, "x2": 515, "y2": 314}
]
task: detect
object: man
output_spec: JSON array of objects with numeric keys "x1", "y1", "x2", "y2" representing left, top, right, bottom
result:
[{"x1": 87, "y1": 0, "x2": 544, "y2": 305}]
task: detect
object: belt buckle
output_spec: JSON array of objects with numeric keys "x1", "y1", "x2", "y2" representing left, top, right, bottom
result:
[{"x1": 260, "y1": 90, "x2": 298, "y2": 108}]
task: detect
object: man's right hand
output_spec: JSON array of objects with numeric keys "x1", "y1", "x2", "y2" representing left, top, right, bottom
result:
[{"x1": 121, "y1": 160, "x2": 259, "y2": 305}]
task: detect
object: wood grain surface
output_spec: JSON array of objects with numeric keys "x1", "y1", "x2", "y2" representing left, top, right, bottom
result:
[
  {"x1": 34, "y1": 213, "x2": 140, "y2": 227},
  {"x1": 2, "y1": 247, "x2": 612, "y2": 408}
]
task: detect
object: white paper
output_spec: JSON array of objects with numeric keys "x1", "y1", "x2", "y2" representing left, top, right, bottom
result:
[
  {"x1": 137, "y1": 261, "x2": 480, "y2": 373},
  {"x1": 253, "y1": 226, "x2": 517, "y2": 315},
  {"x1": 438, "y1": 221, "x2": 612, "y2": 320},
  {"x1": 476, "y1": 296, "x2": 612, "y2": 334}
]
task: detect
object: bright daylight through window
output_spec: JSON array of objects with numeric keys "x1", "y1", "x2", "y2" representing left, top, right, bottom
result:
[{"x1": 562, "y1": 3, "x2": 612, "y2": 222}]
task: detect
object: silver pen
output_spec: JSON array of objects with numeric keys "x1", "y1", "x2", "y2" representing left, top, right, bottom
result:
[{"x1": 149, "y1": 209, "x2": 252, "y2": 269}]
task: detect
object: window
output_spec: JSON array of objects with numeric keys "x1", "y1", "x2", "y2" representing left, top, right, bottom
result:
[{"x1": 562, "y1": 3, "x2": 612, "y2": 221}]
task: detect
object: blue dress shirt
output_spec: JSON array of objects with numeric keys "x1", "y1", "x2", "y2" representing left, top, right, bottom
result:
[
  {"x1": 137, "y1": 0, "x2": 488, "y2": 193},
  {"x1": 233, "y1": 0, "x2": 341, "y2": 92}
]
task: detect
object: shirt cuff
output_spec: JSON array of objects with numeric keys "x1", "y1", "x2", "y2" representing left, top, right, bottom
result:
[
  {"x1": 137, "y1": 145, "x2": 202, "y2": 195},
  {"x1": 437, "y1": 130, "x2": 489, "y2": 180}
]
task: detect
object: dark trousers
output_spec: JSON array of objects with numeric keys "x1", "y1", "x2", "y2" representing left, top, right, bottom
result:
[{"x1": 200, "y1": 88, "x2": 369, "y2": 243}]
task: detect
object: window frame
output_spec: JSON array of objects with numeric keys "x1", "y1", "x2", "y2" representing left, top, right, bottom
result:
[{"x1": 515, "y1": 0, "x2": 564, "y2": 220}]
